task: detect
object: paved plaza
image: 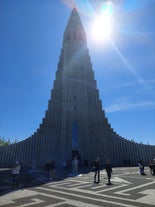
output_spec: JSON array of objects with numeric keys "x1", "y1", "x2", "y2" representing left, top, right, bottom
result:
[{"x1": 0, "y1": 167, "x2": 155, "y2": 207}]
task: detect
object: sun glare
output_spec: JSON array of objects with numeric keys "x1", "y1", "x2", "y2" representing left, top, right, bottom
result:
[
  {"x1": 90, "y1": 1, "x2": 114, "y2": 43},
  {"x1": 92, "y1": 13, "x2": 112, "y2": 40}
]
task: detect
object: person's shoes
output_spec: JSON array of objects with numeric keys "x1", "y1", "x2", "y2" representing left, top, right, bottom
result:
[
  {"x1": 94, "y1": 180, "x2": 100, "y2": 184},
  {"x1": 106, "y1": 182, "x2": 112, "y2": 185}
]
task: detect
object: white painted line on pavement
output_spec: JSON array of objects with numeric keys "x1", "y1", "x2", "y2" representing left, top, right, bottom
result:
[
  {"x1": 115, "y1": 180, "x2": 155, "y2": 196},
  {"x1": 136, "y1": 189, "x2": 155, "y2": 205},
  {"x1": 36, "y1": 186, "x2": 138, "y2": 207}
]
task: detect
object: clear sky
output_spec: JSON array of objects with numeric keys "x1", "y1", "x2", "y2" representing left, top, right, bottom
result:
[{"x1": 0, "y1": 0, "x2": 155, "y2": 145}]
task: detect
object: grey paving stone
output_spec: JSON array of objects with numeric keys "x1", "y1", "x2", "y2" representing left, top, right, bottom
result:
[{"x1": 0, "y1": 167, "x2": 155, "y2": 207}]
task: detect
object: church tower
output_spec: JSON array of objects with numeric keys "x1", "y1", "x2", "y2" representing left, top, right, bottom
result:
[
  {"x1": 41, "y1": 7, "x2": 108, "y2": 164},
  {"x1": 0, "y1": 8, "x2": 155, "y2": 168}
]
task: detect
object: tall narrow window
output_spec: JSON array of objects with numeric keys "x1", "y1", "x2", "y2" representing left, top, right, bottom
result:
[{"x1": 72, "y1": 122, "x2": 78, "y2": 149}]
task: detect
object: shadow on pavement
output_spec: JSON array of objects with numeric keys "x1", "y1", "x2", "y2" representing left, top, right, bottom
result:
[{"x1": 0, "y1": 166, "x2": 93, "y2": 197}]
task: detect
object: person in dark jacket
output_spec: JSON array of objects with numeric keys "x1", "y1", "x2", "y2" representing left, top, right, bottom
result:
[
  {"x1": 93, "y1": 157, "x2": 101, "y2": 183},
  {"x1": 105, "y1": 160, "x2": 113, "y2": 185},
  {"x1": 44, "y1": 160, "x2": 56, "y2": 180}
]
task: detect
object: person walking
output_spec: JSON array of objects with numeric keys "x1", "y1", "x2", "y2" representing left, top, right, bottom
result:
[
  {"x1": 11, "y1": 160, "x2": 21, "y2": 188},
  {"x1": 105, "y1": 160, "x2": 113, "y2": 185},
  {"x1": 93, "y1": 157, "x2": 101, "y2": 183}
]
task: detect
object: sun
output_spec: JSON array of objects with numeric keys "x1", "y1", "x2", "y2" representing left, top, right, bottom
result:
[
  {"x1": 92, "y1": 13, "x2": 112, "y2": 40},
  {"x1": 90, "y1": 2, "x2": 114, "y2": 42}
]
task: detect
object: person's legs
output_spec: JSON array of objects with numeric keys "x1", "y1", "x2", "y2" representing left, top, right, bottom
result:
[
  {"x1": 75, "y1": 166, "x2": 78, "y2": 175},
  {"x1": 49, "y1": 169, "x2": 55, "y2": 180},
  {"x1": 94, "y1": 171, "x2": 97, "y2": 182},
  {"x1": 12, "y1": 174, "x2": 16, "y2": 187},
  {"x1": 97, "y1": 170, "x2": 100, "y2": 182},
  {"x1": 12, "y1": 174, "x2": 19, "y2": 188},
  {"x1": 73, "y1": 166, "x2": 75, "y2": 175},
  {"x1": 15, "y1": 175, "x2": 19, "y2": 187},
  {"x1": 107, "y1": 172, "x2": 111, "y2": 184},
  {"x1": 51, "y1": 169, "x2": 55, "y2": 179},
  {"x1": 46, "y1": 170, "x2": 50, "y2": 180}
]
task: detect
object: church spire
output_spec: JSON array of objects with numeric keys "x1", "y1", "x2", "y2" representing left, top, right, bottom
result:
[{"x1": 63, "y1": 7, "x2": 87, "y2": 47}]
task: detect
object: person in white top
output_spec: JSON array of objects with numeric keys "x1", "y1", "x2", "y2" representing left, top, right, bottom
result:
[
  {"x1": 72, "y1": 157, "x2": 79, "y2": 175},
  {"x1": 12, "y1": 161, "x2": 21, "y2": 188}
]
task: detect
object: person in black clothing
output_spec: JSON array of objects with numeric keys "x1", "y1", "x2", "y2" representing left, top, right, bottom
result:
[
  {"x1": 105, "y1": 160, "x2": 113, "y2": 185},
  {"x1": 93, "y1": 157, "x2": 100, "y2": 183},
  {"x1": 44, "y1": 160, "x2": 56, "y2": 180}
]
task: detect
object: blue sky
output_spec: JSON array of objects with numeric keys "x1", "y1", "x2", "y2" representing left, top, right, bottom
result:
[{"x1": 0, "y1": 0, "x2": 155, "y2": 145}]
